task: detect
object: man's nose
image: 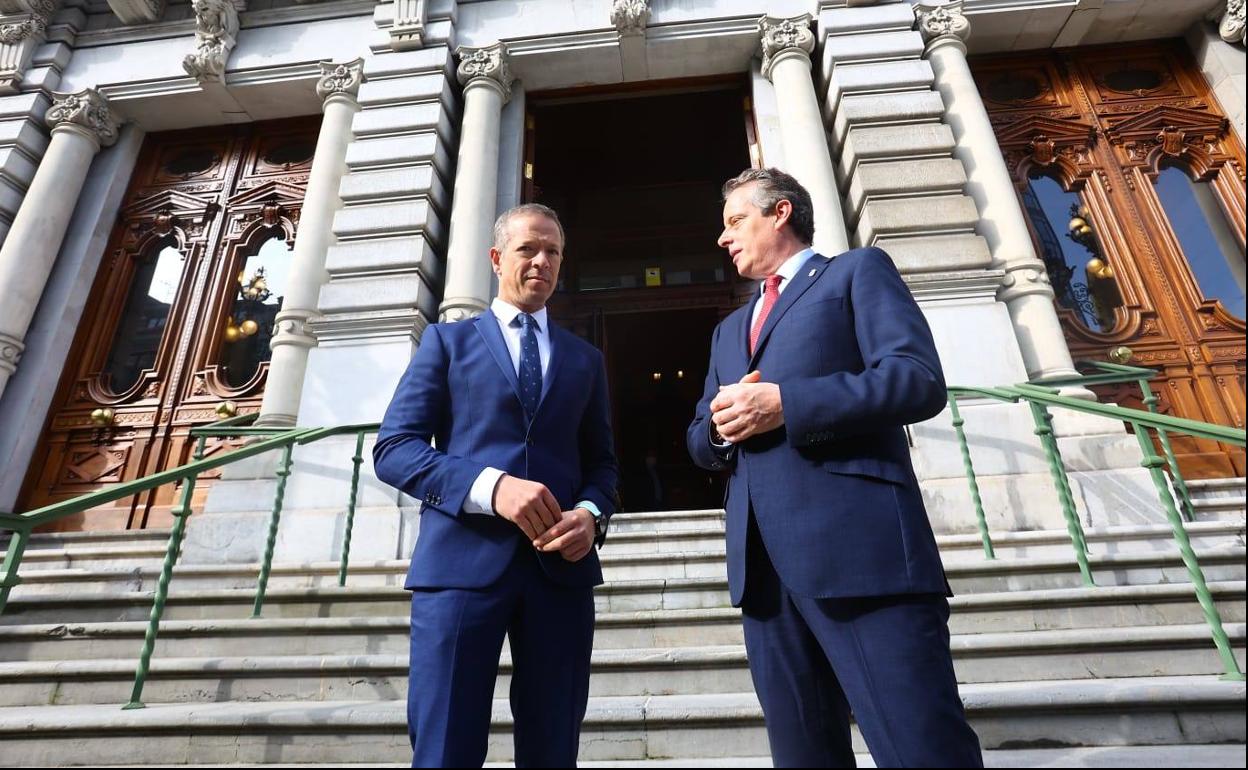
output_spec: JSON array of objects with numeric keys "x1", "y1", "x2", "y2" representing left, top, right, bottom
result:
[{"x1": 717, "y1": 230, "x2": 731, "y2": 249}]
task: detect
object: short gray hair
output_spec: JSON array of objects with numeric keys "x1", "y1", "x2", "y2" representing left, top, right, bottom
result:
[
  {"x1": 721, "y1": 168, "x2": 815, "y2": 245},
  {"x1": 493, "y1": 203, "x2": 566, "y2": 250}
]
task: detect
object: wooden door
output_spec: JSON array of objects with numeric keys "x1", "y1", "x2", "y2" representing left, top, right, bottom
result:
[
  {"x1": 20, "y1": 118, "x2": 318, "y2": 529},
  {"x1": 974, "y1": 41, "x2": 1246, "y2": 477}
]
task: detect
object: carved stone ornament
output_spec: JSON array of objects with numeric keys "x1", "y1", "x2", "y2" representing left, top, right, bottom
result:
[
  {"x1": 182, "y1": 0, "x2": 239, "y2": 84},
  {"x1": 0, "y1": 0, "x2": 53, "y2": 93},
  {"x1": 0, "y1": 14, "x2": 44, "y2": 44},
  {"x1": 1221, "y1": 0, "x2": 1245, "y2": 45},
  {"x1": 915, "y1": 0, "x2": 971, "y2": 47},
  {"x1": 389, "y1": 0, "x2": 426, "y2": 51},
  {"x1": 106, "y1": 0, "x2": 165, "y2": 25},
  {"x1": 456, "y1": 42, "x2": 514, "y2": 98},
  {"x1": 610, "y1": 0, "x2": 649, "y2": 36},
  {"x1": 758, "y1": 14, "x2": 815, "y2": 80},
  {"x1": 316, "y1": 57, "x2": 364, "y2": 102},
  {"x1": 46, "y1": 89, "x2": 121, "y2": 148},
  {"x1": 0, "y1": 330, "x2": 22, "y2": 374}
]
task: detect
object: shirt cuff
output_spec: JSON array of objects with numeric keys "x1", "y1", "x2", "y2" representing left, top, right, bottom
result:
[
  {"x1": 575, "y1": 499, "x2": 602, "y2": 518},
  {"x1": 464, "y1": 467, "x2": 505, "y2": 515}
]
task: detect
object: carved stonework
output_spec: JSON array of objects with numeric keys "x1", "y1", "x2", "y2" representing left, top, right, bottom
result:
[
  {"x1": 182, "y1": 0, "x2": 239, "y2": 84},
  {"x1": 390, "y1": 0, "x2": 426, "y2": 51},
  {"x1": 0, "y1": 330, "x2": 21, "y2": 374},
  {"x1": 610, "y1": 0, "x2": 649, "y2": 36},
  {"x1": 46, "y1": 89, "x2": 120, "y2": 148},
  {"x1": 0, "y1": 0, "x2": 53, "y2": 94},
  {"x1": 915, "y1": 0, "x2": 970, "y2": 47},
  {"x1": 316, "y1": 58, "x2": 364, "y2": 102},
  {"x1": 456, "y1": 42, "x2": 513, "y2": 99},
  {"x1": 758, "y1": 14, "x2": 815, "y2": 80},
  {"x1": 1221, "y1": 0, "x2": 1245, "y2": 45},
  {"x1": 106, "y1": 0, "x2": 165, "y2": 24}
]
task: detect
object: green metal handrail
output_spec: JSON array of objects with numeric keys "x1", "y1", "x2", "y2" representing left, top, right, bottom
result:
[
  {"x1": 0, "y1": 414, "x2": 380, "y2": 709},
  {"x1": 948, "y1": 362, "x2": 1245, "y2": 680}
]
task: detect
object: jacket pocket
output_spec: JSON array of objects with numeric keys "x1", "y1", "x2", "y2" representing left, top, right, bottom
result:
[{"x1": 823, "y1": 457, "x2": 911, "y2": 486}]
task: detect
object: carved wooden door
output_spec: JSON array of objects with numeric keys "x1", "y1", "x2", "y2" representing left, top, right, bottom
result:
[
  {"x1": 20, "y1": 118, "x2": 318, "y2": 530},
  {"x1": 974, "y1": 41, "x2": 1246, "y2": 477}
]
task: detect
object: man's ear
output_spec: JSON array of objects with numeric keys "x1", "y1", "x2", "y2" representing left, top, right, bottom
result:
[
  {"x1": 772, "y1": 199, "x2": 794, "y2": 232},
  {"x1": 489, "y1": 247, "x2": 502, "y2": 275}
]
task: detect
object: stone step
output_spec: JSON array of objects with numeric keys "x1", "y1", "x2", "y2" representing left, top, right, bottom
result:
[
  {"x1": 3, "y1": 543, "x2": 1246, "y2": 625},
  {"x1": 6, "y1": 520, "x2": 1243, "y2": 570},
  {"x1": 6, "y1": 545, "x2": 1244, "y2": 606},
  {"x1": 3, "y1": 624, "x2": 1243, "y2": 708},
  {"x1": 0, "y1": 528, "x2": 172, "y2": 551},
  {"x1": 112, "y1": 745, "x2": 1248, "y2": 767},
  {"x1": 2, "y1": 582, "x2": 1243, "y2": 662},
  {"x1": 0, "y1": 677, "x2": 1241, "y2": 764},
  {"x1": 1187, "y1": 477, "x2": 1246, "y2": 500}
]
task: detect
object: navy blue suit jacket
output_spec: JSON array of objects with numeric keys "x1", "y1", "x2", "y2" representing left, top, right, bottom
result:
[
  {"x1": 687, "y1": 247, "x2": 949, "y2": 605},
  {"x1": 374, "y1": 309, "x2": 619, "y2": 590}
]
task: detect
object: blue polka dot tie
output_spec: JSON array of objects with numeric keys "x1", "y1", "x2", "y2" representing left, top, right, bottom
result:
[{"x1": 515, "y1": 313, "x2": 542, "y2": 419}]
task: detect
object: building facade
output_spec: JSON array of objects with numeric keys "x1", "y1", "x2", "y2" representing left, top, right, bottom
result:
[{"x1": 0, "y1": 0, "x2": 1242, "y2": 556}]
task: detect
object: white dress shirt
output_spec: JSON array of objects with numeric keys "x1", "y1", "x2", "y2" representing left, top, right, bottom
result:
[
  {"x1": 462, "y1": 298, "x2": 601, "y2": 518},
  {"x1": 749, "y1": 246, "x2": 816, "y2": 329}
]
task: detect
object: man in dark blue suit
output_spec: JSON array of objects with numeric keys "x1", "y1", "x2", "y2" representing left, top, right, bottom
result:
[
  {"x1": 374, "y1": 203, "x2": 618, "y2": 767},
  {"x1": 688, "y1": 168, "x2": 982, "y2": 767}
]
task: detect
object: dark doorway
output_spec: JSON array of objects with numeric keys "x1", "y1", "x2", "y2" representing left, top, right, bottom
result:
[
  {"x1": 606, "y1": 309, "x2": 723, "y2": 512},
  {"x1": 527, "y1": 80, "x2": 755, "y2": 511}
]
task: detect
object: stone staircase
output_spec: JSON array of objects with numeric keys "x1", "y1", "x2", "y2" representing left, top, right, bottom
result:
[{"x1": 0, "y1": 481, "x2": 1244, "y2": 767}]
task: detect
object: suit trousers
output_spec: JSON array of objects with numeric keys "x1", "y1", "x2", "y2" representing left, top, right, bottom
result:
[
  {"x1": 407, "y1": 541, "x2": 595, "y2": 768},
  {"x1": 741, "y1": 513, "x2": 983, "y2": 768}
]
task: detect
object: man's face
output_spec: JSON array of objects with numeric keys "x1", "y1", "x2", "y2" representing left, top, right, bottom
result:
[
  {"x1": 717, "y1": 183, "x2": 786, "y2": 280},
  {"x1": 491, "y1": 213, "x2": 563, "y2": 312}
]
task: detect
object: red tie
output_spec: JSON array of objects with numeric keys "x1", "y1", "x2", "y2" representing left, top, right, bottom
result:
[{"x1": 749, "y1": 275, "x2": 783, "y2": 356}]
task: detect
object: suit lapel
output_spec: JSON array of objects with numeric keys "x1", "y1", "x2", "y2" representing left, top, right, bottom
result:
[
  {"x1": 748, "y1": 254, "x2": 831, "y2": 368},
  {"x1": 539, "y1": 320, "x2": 567, "y2": 409},
  {"x1": 474, "y1": 310, "x2": 523, "y2": 404}
]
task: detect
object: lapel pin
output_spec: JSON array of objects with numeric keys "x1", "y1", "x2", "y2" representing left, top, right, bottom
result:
[{"x1": 808, "y1": 269, "x2": 817, "y2": 277}]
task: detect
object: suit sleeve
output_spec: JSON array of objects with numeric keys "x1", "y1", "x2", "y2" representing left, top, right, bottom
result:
[
  {"x1": 576, "y1": 349, "x2": 620, "y2": 532},
  {"x1": 372, "y1": 324, "x2": 488, "y2": 518},
  {"x1": 687, "y1": 322, "x2": 737, "y2": 471},
  {"x1": 780, "y1": 247, "x2": 947, "y2": 446}
]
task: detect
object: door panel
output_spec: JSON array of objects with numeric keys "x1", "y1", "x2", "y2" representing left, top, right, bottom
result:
[
  {"x1": 20, "y1": 119, "x2": 317, "y2": 529},
  {"x1": 974, "y1": 41, "x2": 1246, "y2": 477}
]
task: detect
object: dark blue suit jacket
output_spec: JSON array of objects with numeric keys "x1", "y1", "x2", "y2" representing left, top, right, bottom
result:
[
  {"x1": 687, "y1": 247, "x2": 949, "y2": 605},
  {"x1": 374, "y1": 309, "x2": 619, "y2": 590}
]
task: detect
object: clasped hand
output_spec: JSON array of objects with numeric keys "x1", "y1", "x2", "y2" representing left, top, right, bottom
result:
[
  {"x1": 710, "y1": 370, "x2": 785, "y2": 444},
  {"x1": 492, "y1": 475, "x2": 594, "y2": 562}
]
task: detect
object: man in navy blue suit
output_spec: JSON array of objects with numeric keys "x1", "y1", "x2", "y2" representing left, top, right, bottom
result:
[
  {"x1": 374, "y1": 203, "x2": 618, "y2": 767},
  {"x1": 688, "y1": 168, "x2": 982, "y2": 767}
]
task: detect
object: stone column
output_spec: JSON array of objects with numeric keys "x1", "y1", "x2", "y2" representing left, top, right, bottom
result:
[
  {"x1": 0, "y1": 89, "x2": 119, "y2": 400},
  {"x1": 759, "y1": 14, "x2": 849, "y2": 256},
  {"x1": 256, "y1": 59, "x2": 363, "y2": 427},
  {"x1": 916, "y1": 1, "x2": 1079, "y2": 383},
  {"x1": 438, "y1": 42, "x2": 513, "y2": 322}
]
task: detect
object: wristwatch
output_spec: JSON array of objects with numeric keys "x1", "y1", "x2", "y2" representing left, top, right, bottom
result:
[{"x1": 590, "y1": 508, "x2": 608, "y2": 542}]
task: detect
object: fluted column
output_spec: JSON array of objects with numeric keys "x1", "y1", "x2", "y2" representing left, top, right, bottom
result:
[
  {"x1": 759, "y1": 14, "x2": 849, "y2": 256},
  {"x1": 916, "y1": 1, "x2": 1079, "y2": 383},
  {"x1": 0, "y1": 89, "x2": 119, "y2": 400},
  {"x1": 438, "y1": 42, "x2": 513, "y2": 322},
  {"x1": 256, "y1": 59, "x2": 363, "y2": 427}
]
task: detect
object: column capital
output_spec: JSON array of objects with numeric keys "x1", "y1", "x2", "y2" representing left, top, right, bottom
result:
[
  {"x1": 45, "y1": 89, "x2": 120, "y2": 149},
  {"x1": 610, "y1": 0, "x2": 650, "y2": 36},
  {"x1": 1221, "y1": 0, "x2": 1245, "y2": 45},
  {"x1": 759, "y1": 14, "x2": 815, "y2": 81},
  {"x1": 316, "y1": 58, "x2": 364, "y2": 103},
  {"x1": 455, "y1": 42, "x2": 514, "y2": 101},
  {"x1": 915, "y1": 0, "x2": 970, "y2": 52}
]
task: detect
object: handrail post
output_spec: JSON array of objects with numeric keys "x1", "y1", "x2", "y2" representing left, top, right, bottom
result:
[
  {"x1": 252, "y1": 443, "x2": 294, "y2": 618},
  {"x1": 337, "y1": 430, "x2": 367, "y2": 588},
  {"x1": 1027, "y1": 401, "x2": 1095, "y2": 586},
  {"x1": 1137, "y1": 378, "x2": 1197, "y2": 523},
  {"x1": 948, "y1": 395, "x2": 995, "y2": 560},
  {"x1": 0, "y1": 525, "x2": 31, "y2": 616},
  {"x1": 1129, "y1": 419, "x2": 1244, "y2": 680},
  {"x1": 124, "y1": 436, "x2": 207, "y2": 709}
]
